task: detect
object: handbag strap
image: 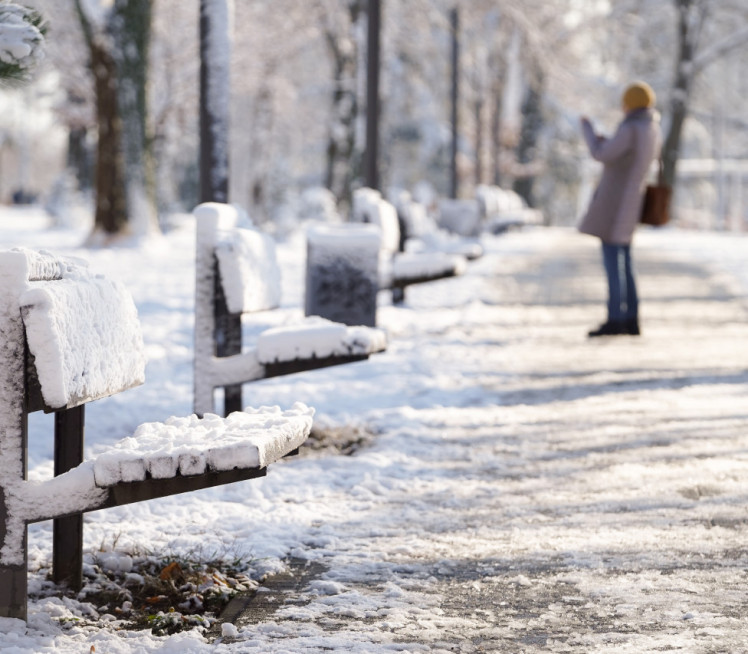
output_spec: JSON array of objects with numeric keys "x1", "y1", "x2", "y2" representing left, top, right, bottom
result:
[{"x1": 655, "y1": 156, "x2": 665, "y2": 185}]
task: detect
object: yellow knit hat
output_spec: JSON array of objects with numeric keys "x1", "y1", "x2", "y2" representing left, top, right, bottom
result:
[{"x1": 622, "y1": 82, "x2": 655, "y2": 111}]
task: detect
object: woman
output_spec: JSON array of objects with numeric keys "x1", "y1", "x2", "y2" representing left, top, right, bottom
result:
[{"x1": 579, "y1": 81, "x2": 661, "y2": 337}]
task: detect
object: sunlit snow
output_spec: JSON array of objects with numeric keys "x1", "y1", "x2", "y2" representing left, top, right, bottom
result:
[{"x1": 3, "y1": 207, "x2": 748, "y2": 652}]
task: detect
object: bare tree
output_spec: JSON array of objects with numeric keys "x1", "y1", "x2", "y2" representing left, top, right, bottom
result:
[{"x1": 662, "y1": 0, "x2": 748, "y2": 187}]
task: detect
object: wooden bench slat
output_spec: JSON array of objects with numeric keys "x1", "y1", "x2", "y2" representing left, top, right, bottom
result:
[{"x1": 264, "y1": 354, "x2": 369, "y2": 379}]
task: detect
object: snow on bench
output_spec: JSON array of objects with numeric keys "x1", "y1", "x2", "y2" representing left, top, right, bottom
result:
[
  {"x1": 352, "y1": 188, "x2": 468, "y2": 304},
  {"x1": 91, "y1": 404, "x2": 313, "y2": 486},
  {"x1": 194, "y1": 202, "x2": 386, "y2": 417},
  {"x1": 256, "y1": 319, "x2": 382, "y2": 364},
  {"x1": 0, "y1": 247, "x2": 313, "y2": 621}
]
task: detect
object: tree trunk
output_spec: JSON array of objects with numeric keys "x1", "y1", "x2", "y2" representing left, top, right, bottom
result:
[
  {"x1": 474, "y1": 97, "x2": 483, "y2": 187},
  {"x1": 323, "y1": 3, "x2": 361, "y2": 209},
  {"x1": 513, "y1": 78, "x2": 544, "y2": 207},
  {"x1": 75, "y1": 0, "x2": 156, "y2": 240},
  {"x1": 90, "y1": 39, "x2": 128, "y2": 235},
  {"x1": 449, "y1": 7, "x2": 459, "y2": 199},
  {"x1": 662, "y1": 0, "x2": 706, "y2": 188},
  {"x1": 113, "y1": 0, "x2": 156, "y2": 236},
  {"x1": 490, "y1": 69, "x2": 504, "y2": 187},
  {"x1": 364, "y1": 0, "x2": 381, "y2": 192},
  {"x1": 199, "y1": 0, "x2": 231, "y2": 204},
  {"x1": 67, "y1": 124, "x2": 92, "y2": 191}
]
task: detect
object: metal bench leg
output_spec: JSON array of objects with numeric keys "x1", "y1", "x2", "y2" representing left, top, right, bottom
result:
[
  {"x1": 0, "y1": 484, "x2": 28, "y2": 619},
  {"x1": 53, "y1": 406, "x2": 85, "y2": 590},
  {"x1": 214, "y1": 264, "x2": 243, "y2": 416},
  {"x1": 0, "y1": 384, "x2": 29, "y2": 619},
  {"x1": 0, "y1": 560, "x2": 28, "y2": 620}
]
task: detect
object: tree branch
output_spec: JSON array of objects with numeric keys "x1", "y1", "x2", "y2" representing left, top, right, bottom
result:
[{"x1": 693, "y1": 24, "x2": 748, "y2": 73}]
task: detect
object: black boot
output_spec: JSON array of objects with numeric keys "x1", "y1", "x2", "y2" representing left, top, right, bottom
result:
[
  {"x1": 625, "y1": 318, "x2": 640, "y2": 335},
  {"x1": 588, "y1": 321, "x2": 626, "y2": 337}
]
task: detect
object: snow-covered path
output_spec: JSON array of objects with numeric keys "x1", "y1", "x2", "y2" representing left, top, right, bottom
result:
[
  {"x1": 218, "y1": 228, "x2": 748, "y2": 652},
  {"x1": 3, "y1": 211, "x2": 748, "y2": 652}
]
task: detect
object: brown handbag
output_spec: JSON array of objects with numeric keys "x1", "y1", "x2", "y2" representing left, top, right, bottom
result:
[{"x1": 640, "y1": 159, "x2": 671, "y2": 226}]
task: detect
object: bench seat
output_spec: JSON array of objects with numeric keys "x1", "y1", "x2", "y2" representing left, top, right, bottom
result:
[
  {"x1": 91, "y1": 403, "x2": 313, "y2": 486},
  {"x1": 382, "y1": 251, "x2": 468, "y2": 290},
  {"x1": 17, "y1": 403, "x2": 313, "y2": 524},
  {"x1": 256, "y1": 318, "x2": 386, "y2": 365},
  {"x1": 396, "y1": 196, "x2": 484, "y2": 261}
]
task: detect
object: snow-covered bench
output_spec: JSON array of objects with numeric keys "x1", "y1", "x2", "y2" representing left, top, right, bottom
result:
[
  {"x1": 475, "y1": 184, "x2": 544, "y2": 234},
  {"x1": 437, "y1": 197, "x2": 486, "y2": 237},
  {"x1": 193, "y1": 202, "x2": 386, "y2": 417},
  {"x1": 394, "y1": 193, "x2": 483, "y2": 261},
  {"x1": 0, "y1": 248, "x2": 314, "y2": 621},
  {"x1": 352, "y1": 188, "x2": 468, "y2": 304}
]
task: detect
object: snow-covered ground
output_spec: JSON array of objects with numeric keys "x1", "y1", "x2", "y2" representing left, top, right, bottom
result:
[{"x1": 2, "y1": 206, "x2": 748, "y2": 652}]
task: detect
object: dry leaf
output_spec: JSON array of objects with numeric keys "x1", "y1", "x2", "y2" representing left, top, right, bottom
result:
[
  {"x1": 146, "y1": 595, "x2": 168, "y2": 604},
  {"x1": 159, "y1": 561, "x2": 183, "y2": 581}
]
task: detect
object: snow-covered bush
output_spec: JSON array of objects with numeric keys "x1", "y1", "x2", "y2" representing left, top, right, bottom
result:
[{"x1": 0, "y1": 2, "x2": 45, "y2": 85}]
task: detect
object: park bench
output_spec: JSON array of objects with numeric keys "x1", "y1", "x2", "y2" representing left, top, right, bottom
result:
[
  {"x1": 475, "y1": 184, "x2": 544, "y2": 234},
  {"x1": 193, "y1": 202, "x2": 387, "y2": 417},
  {"x1": 0, "y1": 247, "x2": 314, "y2": 621},
  {"x1": 394, "y1": 193, "x2": 483, "y2": 261},
  {"x1": 352, "y1": 188, "x2": 468, "y2": 304}
]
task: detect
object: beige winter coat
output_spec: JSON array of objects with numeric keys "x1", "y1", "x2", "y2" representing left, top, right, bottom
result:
[{"x1": 578, "y1": 108, "x2": 661, "y2": 245}]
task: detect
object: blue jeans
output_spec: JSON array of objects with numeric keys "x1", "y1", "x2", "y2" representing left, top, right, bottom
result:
[{"x1": 602, "y1": 243, "x2": 638, "y2": 322}]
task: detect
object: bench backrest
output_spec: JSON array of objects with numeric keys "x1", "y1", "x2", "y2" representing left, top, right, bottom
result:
[
  {"x1": 396, "y1": 198, "x2": 436, "y2": 241},
  {"x1": 476, "y1": 184, "x2": 527, "y2": 218},
  {"x1": 0, "y1": 248, "x2": 146, "y2": 413},
  {"x1": 193, "y1": 202, "x2": 283, "y2": 416},
  {"x1": 305, "y1": 223, "x2": 382, "y2": 327},
  {"x1": 351, "y1": 188, "x2": 401, "y2": 254},
  {"x1": 194, "y1": 202, "x2": 281, "y2": 315},
  {"x1": 437, "y1": 198, "x2": 483, "y2": 237}
]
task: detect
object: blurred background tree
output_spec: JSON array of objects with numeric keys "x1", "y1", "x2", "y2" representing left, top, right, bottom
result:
[{"x1": 2, "y1": 0, "x2": 748, "y2": 236}]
